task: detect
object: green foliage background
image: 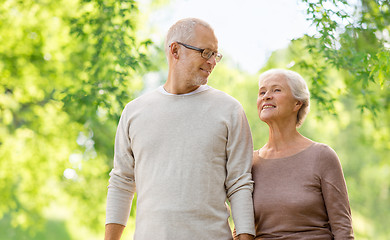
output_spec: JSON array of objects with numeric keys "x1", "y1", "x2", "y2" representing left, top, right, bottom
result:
[{"x1": 0, "y1": 0, "x2": 389, "y2": 239}]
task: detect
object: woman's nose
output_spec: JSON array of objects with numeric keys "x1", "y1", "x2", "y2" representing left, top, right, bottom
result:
[{"x1": 262, "y1": 92, "x2": 272, "y2": 100}]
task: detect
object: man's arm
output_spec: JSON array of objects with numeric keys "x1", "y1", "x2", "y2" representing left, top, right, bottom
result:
[
  {"x1": 233, "y1": 228, "x2": 254, "y2": 240},
  {"x1": 105, "y1": 223, "x2": 125, "y2": 240},
  {"x1": 238, "y1": 233, "x2": 254, "y2": 240},
  {"x1": 225, "y1": 104, "x2": 256, "y2": 236},
  {"x1": 105, "y1": 104, "x2": 136, "y2": 238}
]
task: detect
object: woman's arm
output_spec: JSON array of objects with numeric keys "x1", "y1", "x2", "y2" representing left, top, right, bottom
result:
[{"x1": 320, "y1": 145, "x2": 354, "y2": 239}]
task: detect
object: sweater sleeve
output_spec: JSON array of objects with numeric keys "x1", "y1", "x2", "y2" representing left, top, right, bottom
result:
[
  {"x1": 319, "y1": 145, "x2": 354, "y2": 239},
  {"x1": 106, "y1": 104, "x2": 136, "y2": 226},
  {"x1": 225, "y1": 104, "x2": 255, "y2": 236}
]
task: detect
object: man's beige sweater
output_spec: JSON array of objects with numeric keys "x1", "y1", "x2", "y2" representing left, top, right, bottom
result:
[{"x1": 106, "y1": 87, "x2": 255, "y2": 239}]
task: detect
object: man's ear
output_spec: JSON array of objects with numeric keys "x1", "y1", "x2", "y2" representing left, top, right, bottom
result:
[{"x1": 170, "y1": 42, "x2": 180, "y2": 59}]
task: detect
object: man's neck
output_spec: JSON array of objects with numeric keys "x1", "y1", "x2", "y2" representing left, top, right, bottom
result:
[
  {"x1": 163, "y1": 81, "x2": 200, "y2": 95},
  {"x1": 159, "y1": 85, "x2": 210, "y2": 96}
]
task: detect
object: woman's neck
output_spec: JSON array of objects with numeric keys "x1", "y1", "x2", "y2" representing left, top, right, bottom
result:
[{"x1": 259, "y1": 121, "x2": 312, "y2": 159}]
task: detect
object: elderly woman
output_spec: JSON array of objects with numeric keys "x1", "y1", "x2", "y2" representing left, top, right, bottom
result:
[{"x1": 252, "y1": 69, "x2": 354, "y2": 239}]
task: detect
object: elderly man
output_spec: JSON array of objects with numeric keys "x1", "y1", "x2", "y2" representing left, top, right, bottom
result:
[{"x1": 105, "y1": 18, "x2": 255, "y2": 240}]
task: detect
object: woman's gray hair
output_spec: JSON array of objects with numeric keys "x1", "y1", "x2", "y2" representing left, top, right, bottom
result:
[
  {"x1": 164, "y1": 18, "x2": 213, "y2": 57},
  {"x1": 258, "y1": 69, "x2": 311, "y2": 128}
]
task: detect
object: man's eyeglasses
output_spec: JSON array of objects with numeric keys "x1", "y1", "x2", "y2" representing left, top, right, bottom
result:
[{"x1": 175, "y1": 42, "x2": 223, "y2": 62}]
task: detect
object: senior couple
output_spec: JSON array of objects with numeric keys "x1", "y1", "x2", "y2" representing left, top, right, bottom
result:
[{"x1": 105, "y1": 18, "x2": 354, "y2": 240}]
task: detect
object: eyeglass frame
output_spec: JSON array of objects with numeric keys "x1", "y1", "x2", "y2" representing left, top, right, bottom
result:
[{"x1": 172, "y1": 41, "x2": 223, "y2": 62}]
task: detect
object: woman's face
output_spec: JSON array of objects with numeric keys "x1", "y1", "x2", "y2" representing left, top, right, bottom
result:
[{"x1": 257, "y1": 73, "x2": 301, "y2": 124}]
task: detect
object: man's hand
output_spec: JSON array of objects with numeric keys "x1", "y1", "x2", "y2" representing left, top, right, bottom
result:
[
  {"x1": 237, "y1": 233, "x2": 254, "y2": 240},
  {"x1": 105, "y1": 223, "x2": 125, "y2": 240}
]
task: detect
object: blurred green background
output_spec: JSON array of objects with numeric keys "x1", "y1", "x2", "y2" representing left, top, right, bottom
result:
[{"x1": 0, "y1": 0, "x2": 389, "y2": 239}]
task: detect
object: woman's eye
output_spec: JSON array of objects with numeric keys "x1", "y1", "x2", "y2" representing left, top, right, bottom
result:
[
  {"x1": 259, "y1": 91, "x2": 265, "y2": 95},
  {"x1": 274, "y1": 89, "x2": 281, "y2": 92}
]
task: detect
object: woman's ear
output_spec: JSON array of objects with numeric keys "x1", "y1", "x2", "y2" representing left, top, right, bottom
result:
[{"x1": 294, "y1": 100, "x2": 303, "y2": 112}]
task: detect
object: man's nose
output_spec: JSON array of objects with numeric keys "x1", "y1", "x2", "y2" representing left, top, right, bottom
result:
[{"x1": 206, "y1": 54, "x2": 217, "y2": 65}]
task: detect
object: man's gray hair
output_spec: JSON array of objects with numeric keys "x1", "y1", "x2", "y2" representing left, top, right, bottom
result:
[
  {"x1": 258, "y1": 69, "x2": 311, "y2": 128},
  {"x1": 165, "y1": 18, "x2": 213, "y2": 56}
]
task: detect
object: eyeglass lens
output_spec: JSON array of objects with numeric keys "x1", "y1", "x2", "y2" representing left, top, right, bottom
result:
[{"x1": 202, "y1": 49, "x2": 222, "y2": 62}]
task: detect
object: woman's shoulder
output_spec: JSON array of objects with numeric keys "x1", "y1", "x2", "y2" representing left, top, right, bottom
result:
[
  {"x1": 310, "y1": 142, "x2": 338, "y2": 157},
  {"x1": 310, "y1": 142, "x2": 341, "y2": 170},
  {"x1": 252, "y1": 150, "x2": 260, "y2": 163}
]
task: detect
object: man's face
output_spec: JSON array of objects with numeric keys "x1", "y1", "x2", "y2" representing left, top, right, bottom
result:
[{"x1": 178, "y1": 25, "x2": 219, "y2": 86}]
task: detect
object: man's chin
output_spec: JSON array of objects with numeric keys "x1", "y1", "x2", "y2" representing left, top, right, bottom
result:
[{"x1": 193, "y1": 78, "x2": 208, "y2": 86}]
